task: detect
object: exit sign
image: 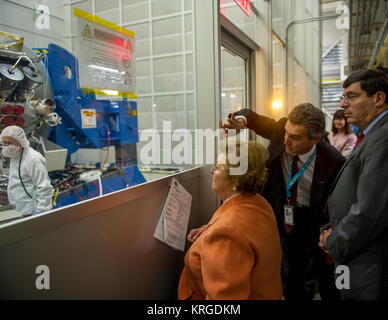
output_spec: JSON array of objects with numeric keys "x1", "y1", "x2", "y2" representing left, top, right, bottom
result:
[{"x1": 234, "y1": 0, "x2": 251, "y2": 17}]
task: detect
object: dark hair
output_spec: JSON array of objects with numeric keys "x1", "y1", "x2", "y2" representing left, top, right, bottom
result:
[
  {"x1": 331, "y1": 109, "x2": 351, "y2": 135},
  {"x1": 343, "y1": 69, "x2": 388, "y2": 103},
  {"x1": 288, "y1": 103, "x2": 326, "y2": 139}
]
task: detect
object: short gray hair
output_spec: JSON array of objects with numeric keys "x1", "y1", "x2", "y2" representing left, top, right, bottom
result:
[{"x1": 288, "y1": 103, "x2": 325, "y2": 139}]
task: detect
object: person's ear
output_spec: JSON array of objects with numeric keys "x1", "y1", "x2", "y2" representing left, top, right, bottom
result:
[
  {"x1": 312, "y1": 136, "x2": 321, "y2": 145},
  {"x1": 375, "y1": 91, "x2": 386, "y2": 107}
]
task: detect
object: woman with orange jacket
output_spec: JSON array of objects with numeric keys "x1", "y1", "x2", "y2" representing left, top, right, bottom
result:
[{"x1": 178, "y1": 140, "x2": 283, "y2": 300}]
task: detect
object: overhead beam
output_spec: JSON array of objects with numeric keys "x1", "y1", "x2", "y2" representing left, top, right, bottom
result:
[{"x1": 368, "y1": 6, "x2": 388, "y2": 68}]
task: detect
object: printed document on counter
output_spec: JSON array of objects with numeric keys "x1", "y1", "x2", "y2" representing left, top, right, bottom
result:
[{"x1": 154, "y1": 178, "x2": 192, "y2": 251}]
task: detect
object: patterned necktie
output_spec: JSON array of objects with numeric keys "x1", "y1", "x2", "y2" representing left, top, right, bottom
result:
[{"x1": 354, "y1": 133, "x2": 365, "y2": 149}]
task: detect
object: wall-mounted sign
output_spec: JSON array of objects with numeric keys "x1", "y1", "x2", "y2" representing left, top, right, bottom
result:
[
  {"x1": 234, "y1": 0, "x2": 251, "y2": 17},
  {"x1": 73, "y1": 8, "x2": 136, "y2": 98}
]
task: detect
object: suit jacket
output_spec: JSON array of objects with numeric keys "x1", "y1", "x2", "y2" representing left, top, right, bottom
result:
[
  {"x1": 326, "y1": 112, "x2": 388, "y2": 300},
  {"x1": 178, "y1": 193, "x2": 283, "y2": 300},
  {"x1": 235, "y1": 109, "x2": 346, "y2": 241}
]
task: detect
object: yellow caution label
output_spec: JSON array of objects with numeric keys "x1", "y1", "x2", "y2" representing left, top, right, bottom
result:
[
  {"x1": 81, "y1": 109, "x2": 97, "y2": 128},
  {"x1": 34, "y1": 49, "x2": 48, "y2": 54},
  {"x1": 74, "y1": 8, "x2": 135, "y2": 38},
  {"x1": 81, "y1": 88, "x2": 137, "y2": 98},
  {"x1": 82, "y1": 110, "x2": 96, "y2": 117},
  {"x1": 132, "y1": 109, "x2": 137, "y2": 117},
  {"x1": 82, "y1": 24, "x2": 94, "y2": 39}
]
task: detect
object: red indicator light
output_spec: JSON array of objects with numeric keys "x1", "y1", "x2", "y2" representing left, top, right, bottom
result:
[{"x1": 234, "y1": 0, "x2": 251, "y2": 17}]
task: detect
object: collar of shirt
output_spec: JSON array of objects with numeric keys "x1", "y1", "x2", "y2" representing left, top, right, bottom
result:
[
  {"x1": 293, "y1": 144, "x2": 316, "y2": 164},
  {"x1": 363, "y1": 109, "x2": 388, "y2": 135},
  {"x1": 281, "y1": 145, "x2": 316, "y2": 207}
]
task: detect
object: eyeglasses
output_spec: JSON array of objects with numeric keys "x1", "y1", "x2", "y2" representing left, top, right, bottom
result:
[
  {"x1": 211, "y1": 165, "x2": 227, "y2": 173},
  {"x1": 211, "y1": 165, "x2": 220, "y2": 172},
  {"x1": 339, "y1": 93, "x2": 363, "y2": 104},
  {"x1": 1, "y1": 141, "x2": 18, "y2": 146}
]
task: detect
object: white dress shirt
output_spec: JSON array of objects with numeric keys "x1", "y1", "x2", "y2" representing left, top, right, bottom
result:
[{"x1": 280, "y1": 145, "x2": 316, "y2": 207}]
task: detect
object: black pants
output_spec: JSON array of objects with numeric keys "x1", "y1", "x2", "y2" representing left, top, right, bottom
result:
[{"x1": 280, "y1": 206, "x2": 340, "y2": 301}]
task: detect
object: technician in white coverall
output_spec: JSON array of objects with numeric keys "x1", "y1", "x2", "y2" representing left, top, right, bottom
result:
[{"x1": 0, "y1": 126, "x2": 53, "y2": 215}]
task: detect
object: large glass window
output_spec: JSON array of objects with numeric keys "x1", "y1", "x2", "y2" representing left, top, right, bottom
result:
[
  {"x1": 0, "y1": 0, "x2": 262, "y2": 215},
  {"x1": 0, "y1": 0, "x2": 198, "y2": 214},
  {"x1": 219, "y1": 0, "x2": 260, "y2": 126},
  {"x1": 221, "y1": 46, "x2": 247, "y2": 121},
  {"x1": 69, "y1": 0, "x2": 197, "y2": 180},
  {"x1": 220, "y1": 0, "x2": 258, "y2": 44}
]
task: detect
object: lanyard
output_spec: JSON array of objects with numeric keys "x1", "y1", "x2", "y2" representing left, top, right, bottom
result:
[{"x1": 286, "y1": 148, "x2": 316, "y2": 198}]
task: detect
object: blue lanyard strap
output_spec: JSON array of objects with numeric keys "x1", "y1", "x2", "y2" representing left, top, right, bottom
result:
[{"x1": 286, "y1": 148, "x2": 317, "y2": 198}]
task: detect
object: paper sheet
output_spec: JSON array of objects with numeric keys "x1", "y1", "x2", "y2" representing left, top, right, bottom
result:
[{"x1": 154, "y1": 178, "x2": 192, "y2": 251}]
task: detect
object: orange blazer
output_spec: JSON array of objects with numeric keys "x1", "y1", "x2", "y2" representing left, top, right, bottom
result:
[{"x1": 178, "y1": 193, "x2": 283, "y2": 300}]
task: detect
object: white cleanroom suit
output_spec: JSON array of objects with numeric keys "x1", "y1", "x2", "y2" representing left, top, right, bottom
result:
[{"x1": 0, "y1": 126, "x2": 53, "y2": 215}]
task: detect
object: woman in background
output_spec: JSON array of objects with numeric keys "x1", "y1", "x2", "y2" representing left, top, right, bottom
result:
[
  {"x1": 328, "y1": 109, "x2": 357, "y2": 158},
  {"x1": 178, "y1": 140, "x2": 282, "y2": 300}
]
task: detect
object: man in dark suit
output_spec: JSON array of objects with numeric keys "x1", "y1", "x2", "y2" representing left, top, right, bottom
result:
[
  {"x1": 319, "y1": 69, "x2": 388, "y2": 299},
  {"x1": 223, "y1": 103, "x2": 345, "y2": 300}
]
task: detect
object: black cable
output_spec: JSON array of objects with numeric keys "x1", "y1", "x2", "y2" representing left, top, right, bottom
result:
[{"x1": 18, "y1": 148, "x2": 33, "y2": 199}]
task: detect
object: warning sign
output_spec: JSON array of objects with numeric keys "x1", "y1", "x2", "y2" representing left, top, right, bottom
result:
[
  {"x1": 81, "y1": 109, "x2": 97, "y2": 128},
  {"x1": 73, "y1": 8, "x2": 136, "y2": 97},
  {"x1": 82, "y1": 24, "x2": 94, "y2": 39}
]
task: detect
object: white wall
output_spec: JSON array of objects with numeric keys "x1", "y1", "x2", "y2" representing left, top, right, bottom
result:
[
  {"x1": 0, "y1": 168, "x2": 214, "y2": 299},
  {"x1": 0, "y1": 0, "x2": 68, "y2": 50},
  {"x1": 271, "y1": 0, "x2": 321, "y2": 115}
]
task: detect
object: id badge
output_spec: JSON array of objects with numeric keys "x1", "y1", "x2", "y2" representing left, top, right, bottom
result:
[{"x1": 284, "y1": 205, "x2": 294, "y2": 226}]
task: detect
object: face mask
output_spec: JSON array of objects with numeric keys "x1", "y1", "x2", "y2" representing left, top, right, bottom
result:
[{"x1": 2, "y1": 145, "x2": 21, "y2": 158}]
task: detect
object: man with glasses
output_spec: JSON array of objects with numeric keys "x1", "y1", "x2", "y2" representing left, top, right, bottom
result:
[
  {"x1": 0, "y1": 125, "x2": 53, "y2": 216},
  {"x1": 223, "y1": 103, "x2": 345, "y2": 300},
  {"x1": 319, "y1": 69, "x2": 388, "y2": 299}
]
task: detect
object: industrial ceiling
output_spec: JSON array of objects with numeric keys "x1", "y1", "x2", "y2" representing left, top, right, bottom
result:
[{"x1": 346, "y1": 0, "x2": 388, "y2": 71}]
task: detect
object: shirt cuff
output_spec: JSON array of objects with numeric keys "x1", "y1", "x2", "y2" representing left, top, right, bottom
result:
[{"x1": 234, "y1": 115, "x2": 247, "y2": 125}]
